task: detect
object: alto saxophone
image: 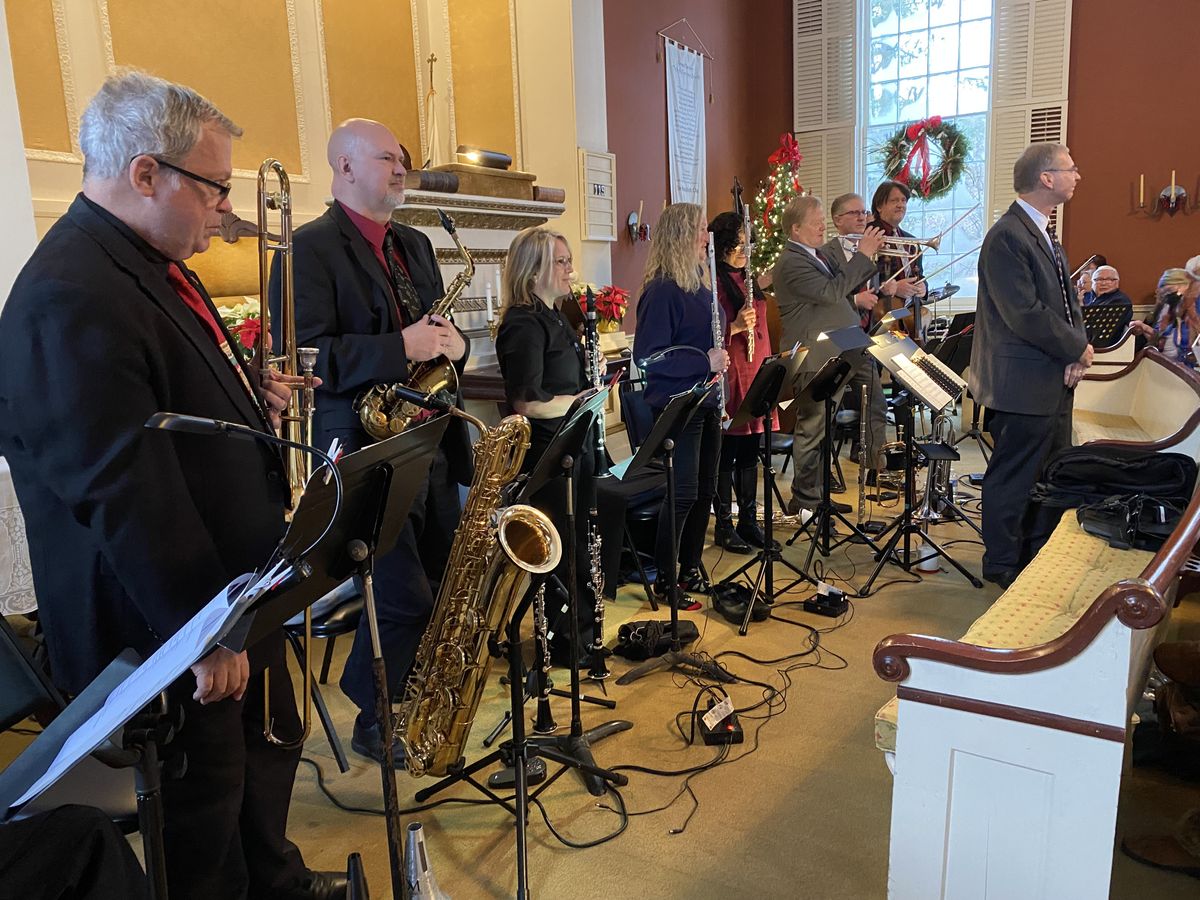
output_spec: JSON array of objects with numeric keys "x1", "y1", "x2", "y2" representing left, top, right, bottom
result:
[
  {"x1": 355, "y1": 209, "x2": 475, "y2": 441},
  {"x1": 395, "y1": 413, "x2": 562, "y2": 777}
]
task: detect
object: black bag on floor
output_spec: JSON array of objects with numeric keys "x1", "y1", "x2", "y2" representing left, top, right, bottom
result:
[{"x1": 613, "y1": 619, "x2": 699, "y2": 660}]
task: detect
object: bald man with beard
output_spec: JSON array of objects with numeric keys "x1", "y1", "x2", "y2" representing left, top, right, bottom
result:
[{"x1": 269, "y1": 118, "x2": 471, "y2": 764}]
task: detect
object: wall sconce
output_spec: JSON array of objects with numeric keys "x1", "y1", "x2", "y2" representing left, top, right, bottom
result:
[
  {"x1": 627, "y1": 200, "x2": 650, "y2": 242},
  {"x1": 1138, "y1": 171, "x2": 1191, "y2": 217}
]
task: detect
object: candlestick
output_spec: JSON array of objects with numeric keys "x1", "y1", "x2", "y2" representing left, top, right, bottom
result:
[
  {"x1": 485, "y1": 283, "x2": 494, "y2": 324},
  {"x1": 1139, "y1": 173, "x2": 1144, "y2": 208}
]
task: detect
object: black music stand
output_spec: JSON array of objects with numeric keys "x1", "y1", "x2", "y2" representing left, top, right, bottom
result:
[
  {"x1": 614, "y1": 379, "x2": 735, "y2": 685},
  {"x1": 718, "y1": 346, "x2": 809, "y2": 635},
  {"x1": 1083, "y1": 303, "x2": 1133, "y2": 349}
]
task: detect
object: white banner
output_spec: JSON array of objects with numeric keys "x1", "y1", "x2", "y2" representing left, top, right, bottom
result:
[{"x1": 664, "y1": 39, "x2": 706, "y2": 208}]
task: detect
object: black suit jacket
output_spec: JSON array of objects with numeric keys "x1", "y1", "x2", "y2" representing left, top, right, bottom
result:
[
  {"x1": 968, "y1": 201, "x2": 1088, "y2": 415},
  {"x1": 272, "y1": 202, "x2": 472, "y2": 482},
  {"x1": 0, "y1": 195, "x2": 288, "y2": 693}
]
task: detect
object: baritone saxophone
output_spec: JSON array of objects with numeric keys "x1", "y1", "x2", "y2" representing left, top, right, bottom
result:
[{"x1": 394, "y1": 413, "x2": 561, "y2": 777}]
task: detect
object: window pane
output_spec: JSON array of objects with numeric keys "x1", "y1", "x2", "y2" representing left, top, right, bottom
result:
[
  {"x1": 898, "y1": 31, "x2": 929, "y2": 79},
  {"x1": 958, "y1": 68, "x2": 989, "y2": 114},
  {"x1": 929, "y1": 0, "x2": 960, "y2": 27},
  {"x1": 871, "y1": 36, "x2": 899, "y2": 80},
  {"x1": 959, "y1": 19, "x2": 992, "y2": 68},
  {"x1": 928, "y1": 72, "x2": 958, "y2": 116},
  {"x1": 929, "y1": 25, "x2": 959, "y2": 74},
  {"x1": 953, "y1": 113, "x2": 987, "y2": 160},
  {"x1": 870, "y1": 83, "x2": 899, "y2": 125},
  {"x1": 900, "y1": 1, "x2": 928, "y2": 32},
  {"x1": 960, "y1": 0, "x2": 991, "y2": 20},
  {"x1": 898, "y1": 78, "x2": 928, "y2": 119},
  {"x1": 870, "y1": 1, "x2": 900, "y2": 36}
]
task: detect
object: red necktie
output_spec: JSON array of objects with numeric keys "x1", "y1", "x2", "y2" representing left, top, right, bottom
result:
[{"x1": 166, "y1": 262, "x2": 225, "y2": 345}]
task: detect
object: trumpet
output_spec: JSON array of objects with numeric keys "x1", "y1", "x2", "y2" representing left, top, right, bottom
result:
[
  {"x1": 257, "y1": 158, "x2": 320, "y2": 749},
  {"x1": 840, "y1": 232, "x2": 942, "y2": 258}
]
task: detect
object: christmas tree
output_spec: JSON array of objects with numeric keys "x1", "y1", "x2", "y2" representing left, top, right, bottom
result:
[{"x1": 752, "y1": 133, "x2": 806, "y2": 272}]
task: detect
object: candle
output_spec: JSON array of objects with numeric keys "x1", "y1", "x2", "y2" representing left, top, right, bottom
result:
[
  {"x1": 1139, "y1": 173, "x2": 1145, "y2": 208},
  {"x1": 1172, "y1": 170, "x2": 1177, "y2": 195},
  {"x1": 484, "y1": 283, "x2": 494, "y2": 324},
  {"x1": 494, "y1": 269, "x2": 502, "y2": 309}
]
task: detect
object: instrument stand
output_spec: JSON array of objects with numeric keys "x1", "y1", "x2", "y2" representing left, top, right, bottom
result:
[
  {"x1": 953, "y1": 389, "x2": 993, "y2": 463},
  {"x1": 717, "y1": 348, "x2": 812, "y2": 635},
  {"x1": 859, "y1": 397, "x2": 983, "y2": 595},
  {"x1": 412, "y1": 581, "x2": 628, "y2": 900},
  {"x1": 912, "y1": 441, "x2": 983, "y2": 538}
]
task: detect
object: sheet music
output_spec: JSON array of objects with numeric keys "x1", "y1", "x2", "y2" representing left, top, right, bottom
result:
[
  {"x1": 894, "y1": 355, "x2": 954, "y2": 411},
  {"x1": 14, "y1": 563, "x2": 290, "y2": 808}
]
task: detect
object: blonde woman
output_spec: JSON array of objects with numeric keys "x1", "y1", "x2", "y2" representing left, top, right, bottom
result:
[
  {"x1": 495, "y1": 226, "x2": 598, "y2": 664},
  {"x1": 632, "y1": 203, "x2": 729, "y2": 609}
]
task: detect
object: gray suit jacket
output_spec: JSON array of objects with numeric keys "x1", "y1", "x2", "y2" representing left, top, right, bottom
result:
[
  {"x1": 968, "y1": 201, "x2": 1088, "y2": 415},
  {"x1": 773, "y1": 239, "x2": 877, "y2": 375}
]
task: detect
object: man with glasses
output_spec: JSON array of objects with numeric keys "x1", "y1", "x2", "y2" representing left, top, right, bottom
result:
[
  {"x1": 822, "y1": 193, "x2": 888, "y2": 478},
  {"x1": 969, "y1": 142, "x2": 1091, "y2": 589},
  {"x1": 0, "y1": 72, "x2": 345, "y2": 899},
  {"x1": 869, "y1": 179, "x2": 928, "y2": 336},
  {"x1": 273, "y1": 119, "x2": 471, "y2": 766}
]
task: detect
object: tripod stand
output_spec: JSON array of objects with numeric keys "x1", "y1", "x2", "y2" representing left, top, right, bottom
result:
[
  {"x1": 859, "y1": 396, "x2": 983, "y2": 594},
  {"x1": 615, "y1": 380, "x2": 736, "y2": 685},
  {"x1": 718, "y1": 347, "x2": 812, "y2": 635}
]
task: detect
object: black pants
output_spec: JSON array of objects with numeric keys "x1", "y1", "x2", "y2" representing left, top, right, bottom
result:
[
  {"x1": 0, "y1": 805, "x2": 150, "y2": 899},
  {"x1": 718, "y1": 431, "x2": 760, "y2": 473},
  {"x1": 163, "y1": 634, "x2": 308, "y2": 899},
  {"x1": 652, "y1": 405, "x2": 722, "y2": 578},
  {"x1": 981, "y1": 399, "x2": 1072, "y2": 575}
]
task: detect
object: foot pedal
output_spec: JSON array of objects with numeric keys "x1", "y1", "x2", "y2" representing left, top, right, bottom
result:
[{"x1": 487, "y1": 757, "x2": 547, "y2": 788}]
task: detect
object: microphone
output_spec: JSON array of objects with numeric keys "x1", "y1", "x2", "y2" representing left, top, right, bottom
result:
[
  {"x1": 384, "y1": 384, "x2": 454, "y2": 414},
  {"x1": 637, "y1": 344, "x2": 711, "y2": 370},
  {"x1": 145, "y1": 412, "x2": 342, "y2": 562}
]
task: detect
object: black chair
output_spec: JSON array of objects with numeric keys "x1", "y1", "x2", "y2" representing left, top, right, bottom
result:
[
  {"x1": 0, "y1": 617, "x2": 137, "y2": 830},
  {"x1": 283, "y1": 583, "x2": 362, "y2": 773}
]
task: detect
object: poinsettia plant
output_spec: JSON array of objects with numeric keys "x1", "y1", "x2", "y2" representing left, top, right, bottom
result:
[
  {"x1": 219, "y1": 300, "x2": 262, "y2": 363},
  {"x1": 572, "y1": 283, "x2": 630, "y2": 327}
]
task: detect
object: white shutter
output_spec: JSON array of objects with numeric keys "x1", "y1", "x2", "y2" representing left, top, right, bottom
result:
[
  {"x1": 793, "y1": 0, "x2": 855, "y2": 132},
  {"x1": 578, "y1": 149, "x2": 616, "y2": 242},
  {"x1": 987, "y1": 0, "x2": 1072, "y2": 225},
  {"x1": 795, "y1": 128, "x2": 855, "y2": 227}
]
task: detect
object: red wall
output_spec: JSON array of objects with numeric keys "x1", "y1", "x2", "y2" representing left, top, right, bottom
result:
[
  {"x1": 1063, "y1": 0, "x2": 1200, "y2": 302},
  {"x1": 603, "y1": 0, "x2": 793, "y2": 321}
]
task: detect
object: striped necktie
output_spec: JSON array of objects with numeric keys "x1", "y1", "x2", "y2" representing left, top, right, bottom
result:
[{"x1": 1045, "y1": 224, "x2": 1074, "y2": 326}]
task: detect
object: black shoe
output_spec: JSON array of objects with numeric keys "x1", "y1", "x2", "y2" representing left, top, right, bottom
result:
[
  {"x1": 293, "y1": 870, "x2": 348, "y2": 900},
  {"x1": 712, "y1": 585, "x2": 772, "y2": 624},
  {"x1": 865, "y1": 469, "x2": 878, "y2": 487},
  {"x1": 678, "y1": 567, "x2": 712, "y2": 595},
  {"x1": 715, "y1": 523, "x2": 753, "y2": 553},
  {"x1": 351, "y1": 719, "x2": 406, "y2": 767},
  {"x1": 830, "y1": 500, "x2": 852, "y2": 514},
  {"x1": 654, "y1": 585, "x2": 702, "y2": 611},
  {"x1": 981, "y1": 568, "x2": 1017, "y2": 589},
  {"x1": 736, "y1": 519, "x2": 766, "y2": 548}
]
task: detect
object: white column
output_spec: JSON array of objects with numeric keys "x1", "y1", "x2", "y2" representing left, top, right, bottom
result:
[
  {"x1": 571, "y1": 0, "x2": 611, "y2": 286},
  {"x1": 0, "y1": 13, "x2": 39, "y2": 309}
]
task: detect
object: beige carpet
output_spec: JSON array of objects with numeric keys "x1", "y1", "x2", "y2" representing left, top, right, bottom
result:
[{"x1": 4, "y1": 434, "x2": 1199, "y2": 898}]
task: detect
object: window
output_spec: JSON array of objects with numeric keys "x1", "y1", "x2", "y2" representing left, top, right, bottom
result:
[{"x1": 862, "y1": 0, "x2": 992, "y2": 297}]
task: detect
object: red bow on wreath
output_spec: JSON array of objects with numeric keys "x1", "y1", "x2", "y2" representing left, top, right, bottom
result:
[
  {"x1": 764, "y1": 133, "x2": 804, "y2": 228},
  {"x1": 898, "y1": 115, "x2": 942, "y2": 197}
]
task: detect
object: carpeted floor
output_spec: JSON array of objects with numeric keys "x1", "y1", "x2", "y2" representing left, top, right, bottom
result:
[{"x1": 3, "y1": 431, "x2": 1199, "y2": 898}]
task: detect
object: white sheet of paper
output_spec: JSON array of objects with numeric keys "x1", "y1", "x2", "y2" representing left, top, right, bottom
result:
[{"x1": 14, "y1": 563, "x2": 289, "y2": 808}]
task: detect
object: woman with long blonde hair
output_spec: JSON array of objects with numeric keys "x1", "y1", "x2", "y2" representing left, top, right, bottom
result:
[
  {"x1": 632, "y1": 203, "x2": 729, "y2": 609},
  {"x1": 495, "y1": 226, "x2": 601, "y2": 663}
]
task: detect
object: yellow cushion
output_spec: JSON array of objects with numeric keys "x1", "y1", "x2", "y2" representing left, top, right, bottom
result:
[
  {"x1": 1073, "y1": 409, "x2": 1151, "y2": 445},
  {"x1": 188, "y1": 238, "x2": 262, "y2": 302},
  {"x1": 873, "y1": 514, "x2": 1154, "y2": 752}
]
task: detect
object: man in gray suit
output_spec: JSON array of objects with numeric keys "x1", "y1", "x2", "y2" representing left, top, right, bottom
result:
[
  {"x1": 970, "y1": 142, "x2": 1091, "y2": 587},
  {"x1": 773, "y1": 195, "x2": 883, "y2": 517},
  {"x1": 823, "y1": 192, "x2": 888, "y2": 476}
]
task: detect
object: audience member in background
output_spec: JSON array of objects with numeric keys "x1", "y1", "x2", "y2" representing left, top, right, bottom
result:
[
  {"x1": 1082, "y1": 265, "x2": 1133, "y2": 347},
  {"x1": 1074, "y1": 253, "x2": 1106, "y2": 305},
  {"x1": 706, "y1": 211, "x2": 772, "y2": 553},
  {"x1": 1130, "y1": 269, "x2": 1188, "y2": 350},
  {"x1": 1148, "y1": 268, "x2": 1200, "y2": 368}
]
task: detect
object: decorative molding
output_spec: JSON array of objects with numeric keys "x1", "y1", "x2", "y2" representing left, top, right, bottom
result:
[
  {"x1": 435, "y1": 248, "x2": 508, "y2": 265},
  {"x1": 412, "y1": 0, "x2": 427, "y2": 164},
  {"x1": 896, "y1": 686, "x2": 1126, "y2": 744},
  {"x1": 314, "y1": 0, "x2": 333, "y2": 136},
  {"x1": 45, "y1": 0, "x2": 82, "y2": 161},
  {"x1": 97, "y1": 0, "x2": 116, "y2": 71},
  {"x1": 394, "y1": 189, "x2": 564, "y2": 231},
  {"x1": 508, "y1": 0, "x2": 521, "y2": 170},
  {"x1": 440, "y1": 0, "x2": 457, "y2": 152}
]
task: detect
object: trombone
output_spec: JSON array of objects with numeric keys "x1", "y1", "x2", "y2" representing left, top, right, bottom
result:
[{"x1": 257, "y1": 158, "x2": 320, "y2": 749}]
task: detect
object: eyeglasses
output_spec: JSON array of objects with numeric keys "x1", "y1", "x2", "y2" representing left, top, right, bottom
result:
[
  {"x1": 1094, "y1": 276, "x2": 1118, "y2": 282},
  {"x1": 835, "y1": 210, "x2": 868, "y2": 217},
  {"x1": 137, "y1": 155, "x2": 232, "y2": 200},
  {"x1": 554, "y1": 257, "x2": 573, "y2": 268},
  {"x1": 1045, "y1": 166, "x2": 1080, "y2": 175}
]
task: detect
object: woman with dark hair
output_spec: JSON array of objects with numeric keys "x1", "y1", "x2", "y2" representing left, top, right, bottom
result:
[
  {"x1": 707, "y1": 211, "x2": 774, "y2": 553},
  {"x1": 632, "y1": 203, "x2": 730, "y2": 608}
]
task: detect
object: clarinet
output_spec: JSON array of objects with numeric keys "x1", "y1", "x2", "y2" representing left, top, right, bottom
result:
[
  {"x1": 706, "y1": 237, "x2": 727, "y2": 420},
  {"x1": 532, "y1": 582, "x2": 558, "y2": 734},
  {"x1": 858, "y1": 383, "x2": 869, "y2": 527},
  {"x1": 583, "y1": 287, "x2": 610, "y2": 681}
]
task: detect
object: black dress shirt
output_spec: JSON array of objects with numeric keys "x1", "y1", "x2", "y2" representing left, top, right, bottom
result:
[{"x1": 496, "y1": 298, "x2": 589, "y2": 452}]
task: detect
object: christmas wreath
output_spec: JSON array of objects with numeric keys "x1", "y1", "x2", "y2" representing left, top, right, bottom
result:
[{"x1": 880, "y1": 116, "x2": 968, "y2": 201}]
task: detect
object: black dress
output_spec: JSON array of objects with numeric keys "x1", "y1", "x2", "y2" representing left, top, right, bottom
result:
[{"x1": 496, "y1": 299, "x2": 599, "y2": 660}]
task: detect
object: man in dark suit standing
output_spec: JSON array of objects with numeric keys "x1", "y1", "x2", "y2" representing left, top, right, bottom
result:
[
  {"x1": 274, "y1": 118, "x2": 471, "y2": 764},
  {"x1": 970, "y1": 142, "x2": 1091, "y2": 587},
  {"x1": 0, "y1": 72, "x2": 343, "y2": 899},
  {"x1": 772, "y1": 195, "x2": 883, "y2": 518}
]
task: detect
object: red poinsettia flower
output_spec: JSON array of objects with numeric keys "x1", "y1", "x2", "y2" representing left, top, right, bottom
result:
[
  {"x1": 235, "y1": 316, "x2": 261, "y2": 352},
  {"x1": 595, "y1": 285, "x2": 629, "y2": 322}
]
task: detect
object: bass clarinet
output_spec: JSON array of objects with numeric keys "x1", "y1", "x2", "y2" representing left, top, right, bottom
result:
[{"x1": 583, "y1": 287, "x2": 610, "y2": 682}]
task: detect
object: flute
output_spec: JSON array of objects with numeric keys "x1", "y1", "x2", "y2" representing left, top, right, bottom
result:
[
  {"x1": 740, "y1": 192, "x2": 756, "y2": 361},
  {"x1": 707, "y1": 237, "x2": 727, "y2": 421}
]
